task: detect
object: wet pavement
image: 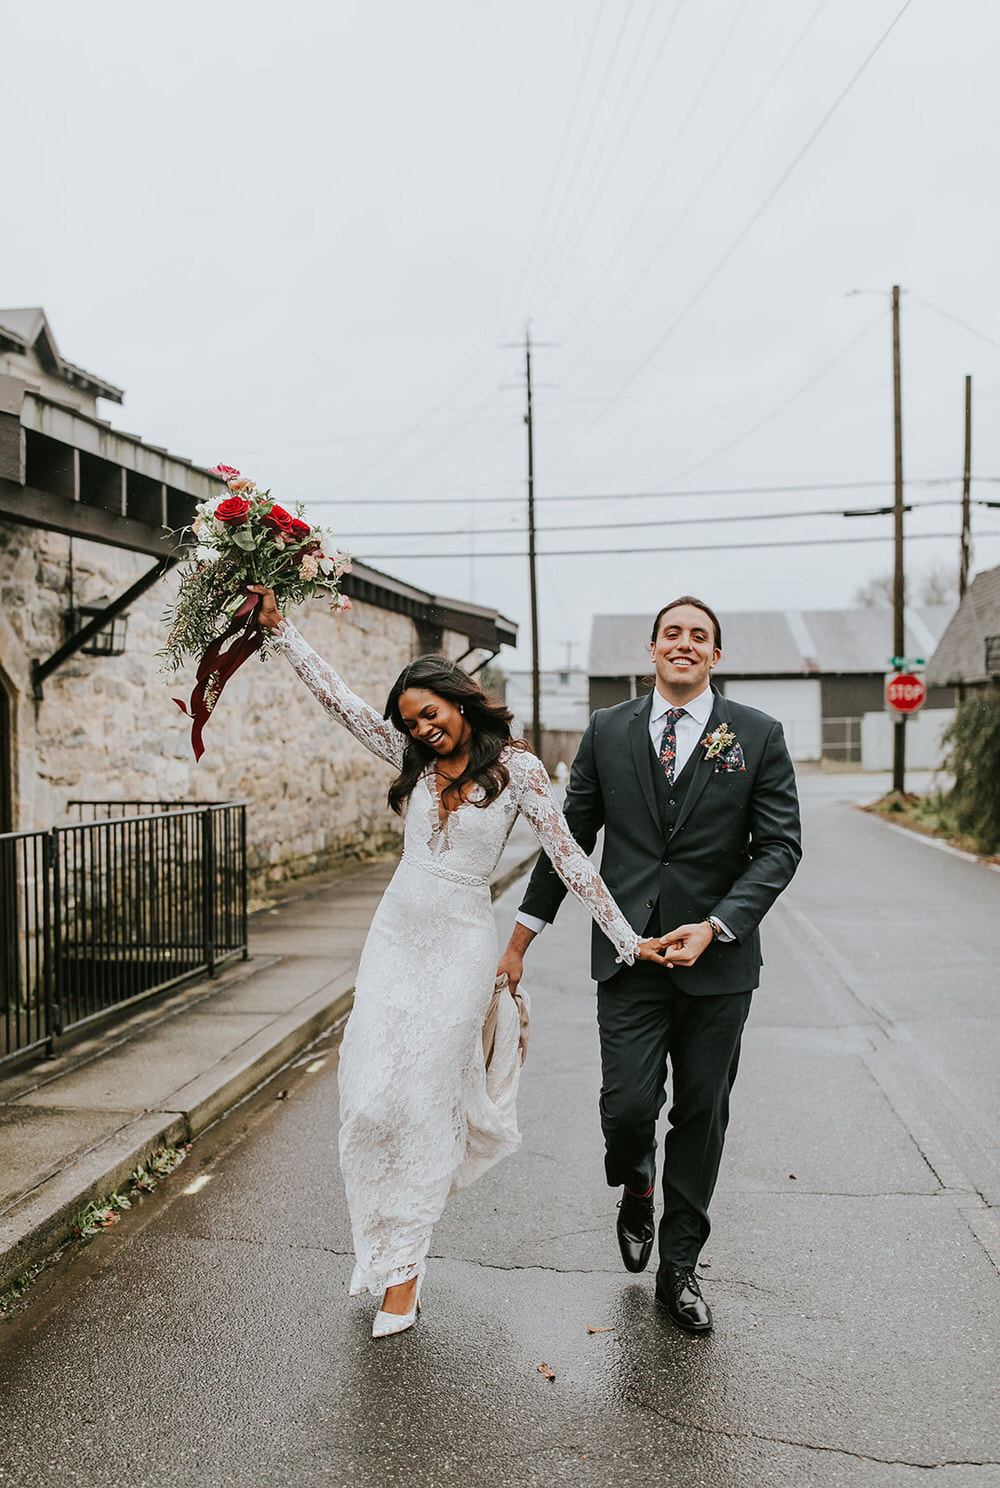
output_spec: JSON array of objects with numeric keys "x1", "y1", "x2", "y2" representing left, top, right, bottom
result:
[{"x1": 1, "y1": 774, "x2": 998, "y2": 1488}]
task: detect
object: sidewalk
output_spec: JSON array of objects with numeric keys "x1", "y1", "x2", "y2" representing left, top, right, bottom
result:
[{"x1": 0, "y1": 821, "x2": 539, "y2": 1294}]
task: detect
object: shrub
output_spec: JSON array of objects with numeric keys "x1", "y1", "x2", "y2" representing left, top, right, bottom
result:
[{"x1": 942, "y1": 686, "x2": 1000, "y2": 853}]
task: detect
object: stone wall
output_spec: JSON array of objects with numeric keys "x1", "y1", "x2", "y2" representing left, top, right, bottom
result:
[{"x1": 0, "y1": 525, "x2": 468, "y2": 889}]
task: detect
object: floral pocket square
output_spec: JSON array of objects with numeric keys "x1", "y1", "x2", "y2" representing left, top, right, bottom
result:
[{"x1": 713, "y1": 742, "x2": 746, "y2": 773}]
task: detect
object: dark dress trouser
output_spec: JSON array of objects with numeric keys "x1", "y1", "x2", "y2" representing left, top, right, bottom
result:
[{"x1": 596, "y1": 958, "x2": 752, "y2": 1268}]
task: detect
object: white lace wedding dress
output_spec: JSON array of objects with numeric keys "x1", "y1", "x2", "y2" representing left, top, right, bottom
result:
[{"x1": 273, "y1": 621, "x2": 641, "y2": 1297}]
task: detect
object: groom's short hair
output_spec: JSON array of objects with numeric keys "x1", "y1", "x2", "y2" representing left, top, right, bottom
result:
[{"x1": 650, "y1": 597, "x2": 722, "y2": 650}]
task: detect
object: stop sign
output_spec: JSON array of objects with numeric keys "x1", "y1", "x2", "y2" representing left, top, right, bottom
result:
[{"x1": 885, "y1": 672, "x2": 927, "y2": 713}]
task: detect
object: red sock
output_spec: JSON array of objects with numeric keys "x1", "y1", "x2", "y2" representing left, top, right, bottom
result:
[{"x1": 625, "y1": 1181, "x2": 654, "y2": 1199}]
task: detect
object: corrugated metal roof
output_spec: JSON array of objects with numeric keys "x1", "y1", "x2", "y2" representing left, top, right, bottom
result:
[
  {"x1": 925, "y1": 564, "x2": 1000, "y2": 686},
  {"x1": 590, "y1": 606, "x2": 954, "y2": 678}
]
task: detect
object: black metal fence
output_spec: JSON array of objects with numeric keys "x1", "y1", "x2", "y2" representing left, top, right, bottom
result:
[{"x1": 1, "y1": 803, "x2": 247, "y2": 1069}]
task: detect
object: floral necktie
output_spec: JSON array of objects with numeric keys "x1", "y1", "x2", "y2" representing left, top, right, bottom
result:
[{"x1": 657, "y1": 707, "x2": 686, "y2": 785}]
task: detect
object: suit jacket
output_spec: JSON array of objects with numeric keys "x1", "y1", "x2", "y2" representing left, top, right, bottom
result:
[{"x1": 520, "y1": 687, "x2": 802, "y2": 992}]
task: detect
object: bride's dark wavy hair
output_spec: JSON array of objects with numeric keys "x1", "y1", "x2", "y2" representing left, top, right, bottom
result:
[{"x1": 383, "y1": 655, "x2": 526, "y2": 816}]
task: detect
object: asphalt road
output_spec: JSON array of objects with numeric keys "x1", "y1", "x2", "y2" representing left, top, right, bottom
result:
[{"x1": 1, "y1": 774, "x2": 998, "y2": 1488}]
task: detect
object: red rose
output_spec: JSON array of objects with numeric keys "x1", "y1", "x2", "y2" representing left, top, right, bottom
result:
[
  {"x1": 261, "y1": 503, "x2": 295, "y2": 536},
  {"x1": 289, "y1": 517, "x2": 311, "y2": 540},
  {"x1": 215, "y1": 495, "x2": 250, "y2": 525}
]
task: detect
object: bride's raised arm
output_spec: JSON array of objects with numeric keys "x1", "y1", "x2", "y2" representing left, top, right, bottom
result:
[
  {"x1": 251, "y1": 588, "x2": 404, "y2": 768},
  {"x1": 510, "y1": 751, "x2": 642, "y2": 967}
]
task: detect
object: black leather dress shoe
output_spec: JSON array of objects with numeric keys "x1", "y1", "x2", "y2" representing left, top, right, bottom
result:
[
  {"x1": 616, "y1": 1190, "x2": 655, "y2": 1272},
  {"x1": 655, "y1": 1263, "x2": 713, "y2": 1334}
]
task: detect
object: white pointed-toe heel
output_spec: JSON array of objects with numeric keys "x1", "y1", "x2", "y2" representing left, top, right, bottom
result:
[{"x1": 372, "y1": 1278, "x2": 421, "y2": 1339}]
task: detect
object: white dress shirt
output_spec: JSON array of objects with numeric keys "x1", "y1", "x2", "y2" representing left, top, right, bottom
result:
[{"x1": 516, "y1": 682, "x2": 734, "y2": 942}]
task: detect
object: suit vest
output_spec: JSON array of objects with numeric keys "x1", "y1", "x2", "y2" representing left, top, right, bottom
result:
[{"x1": 645, "y1": 731, "x2": 700, "y2": 936}]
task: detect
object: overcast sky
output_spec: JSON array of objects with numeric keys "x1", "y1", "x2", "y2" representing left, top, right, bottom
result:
[{"x1": 6, "y1": 0, "x2": 1000, "y2": 671}]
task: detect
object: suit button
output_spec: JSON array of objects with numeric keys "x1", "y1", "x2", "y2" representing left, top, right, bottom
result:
[
  {"x1": 662, "y1": 860, "x2": 670, "y2": 867},
  {"x1": 668, "y1": 798, "x2": 677, "y2": 806},
  {"x1": 645, "y1": 898, "x2": 654, "y2": 909}
]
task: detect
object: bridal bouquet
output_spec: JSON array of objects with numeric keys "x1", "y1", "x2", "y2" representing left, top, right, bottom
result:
[{"x1": 161, "y1": 465, "x2": 352, "y2": 760}]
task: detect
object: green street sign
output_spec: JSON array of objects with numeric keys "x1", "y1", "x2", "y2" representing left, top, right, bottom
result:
[{"x1": 888, "y1": 656, "x2": 926, "y2": 668}]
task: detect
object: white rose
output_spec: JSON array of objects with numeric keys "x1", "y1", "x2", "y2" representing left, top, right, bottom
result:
[{"x1": 195, "y1": 544, "x2": 220, "y2": 563}]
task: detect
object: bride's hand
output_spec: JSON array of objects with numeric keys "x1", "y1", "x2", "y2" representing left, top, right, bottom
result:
[
  {"x1": 635, "y1": 936, "x2": 675, "y2": 967},
  {"x1": 247, "y1": 585, "x2": 284, "y2": 633}
]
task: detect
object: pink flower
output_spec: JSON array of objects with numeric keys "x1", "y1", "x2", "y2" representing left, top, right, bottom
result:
[
  {"x1": 299, "y1": 553, "x2": 319, "y2": 581},
  {"x1": 210, "y1": 464, "x2": 241, "y2": 481},
  {"x1": 329, "y1": 593, "x2": 352, "y2": 613},
  {"x1": 227, "y1": 476, "x2": 254, "y2": 494}
]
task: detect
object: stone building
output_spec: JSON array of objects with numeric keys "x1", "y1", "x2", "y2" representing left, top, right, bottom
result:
[{"x1": 0, "y1": 309, "x2": 516, "y2": 886}]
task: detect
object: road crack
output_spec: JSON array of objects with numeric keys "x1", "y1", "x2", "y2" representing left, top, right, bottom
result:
[{"x1": 640, "y1": 1399, "x2": 998, "y2": 1471}]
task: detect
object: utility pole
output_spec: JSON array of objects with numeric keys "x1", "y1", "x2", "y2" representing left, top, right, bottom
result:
[
  {"x1": 524, "y1": 326, "x2": 542, "y2": 758},
  {"x1": 959, "y1": 374, "x2": 972, "y2": 599},
  {"x1": 891, "y1": 284, "x2": 906, "y2": 795}
]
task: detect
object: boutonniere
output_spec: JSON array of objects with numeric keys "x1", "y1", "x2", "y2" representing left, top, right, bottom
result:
[{"x1": 701, "y1": 724, "x2": 737, "y2": 759}]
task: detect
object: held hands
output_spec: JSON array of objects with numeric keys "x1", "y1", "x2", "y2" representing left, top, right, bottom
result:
[
  {"x1": 247, "y1": 585, "x2": 284, "y2": 633},
  {"x1": 635, "y1": 936, "x2": 678, "y2": 965},
  {"x1": 656, "y1": 921, "x2": 715, "y2": 969}
]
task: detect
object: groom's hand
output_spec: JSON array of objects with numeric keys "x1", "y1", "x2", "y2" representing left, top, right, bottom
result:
[
  {"x1": 498, "y1": 923, "x2": 537, "y2": 996},
  {"x1": 659, "y1": 921, "x2": 714, "y2": 968}
]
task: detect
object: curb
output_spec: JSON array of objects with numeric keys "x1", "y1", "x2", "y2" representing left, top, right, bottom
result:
[{"x1": 0, "y1": 851, "x2": 538, "y2": 1296}]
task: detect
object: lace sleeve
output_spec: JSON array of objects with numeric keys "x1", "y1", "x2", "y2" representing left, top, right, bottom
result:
[
  {"x1": 271, "y1": 620, "x2": 404, "y2": 768},
  {"x1": 511, "y1": 752, "x2": 640, "y2": 966}
]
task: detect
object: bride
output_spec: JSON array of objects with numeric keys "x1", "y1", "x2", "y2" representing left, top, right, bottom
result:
[{"x1": 251, "y1": 586, "x2": 671, "y2": 1337}]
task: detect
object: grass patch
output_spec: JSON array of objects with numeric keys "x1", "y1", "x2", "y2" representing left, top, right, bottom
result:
[
  {"x1": 864, "y1": 790, "x2": 1000, "y2": 862},
  {"x1": 0, "y1": 1144, "x2": 191, "y2": 1318},
  {"x1": 70, "y1": 1144, "x2": 190, "y2": 1239}
]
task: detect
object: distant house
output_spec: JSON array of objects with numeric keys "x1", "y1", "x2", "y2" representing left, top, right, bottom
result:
[
  {"x1": 589, "y1": 607, "x2": 956, "y2": 764},
  {"x1": 925, "y1": 564, "x2": 1000, "y2": 691},
  {"x1": 502, "y1": 666, "x2": 589, "y2": 774}
]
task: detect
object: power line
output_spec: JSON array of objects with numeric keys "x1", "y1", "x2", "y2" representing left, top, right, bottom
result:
[
  {"x1": 543, "y1": 0, "x2": 916, "y2": 472},
  {"x1": 529, "y1": 0, "x2": 691, "y2": 322},
  {"x1": 311, "y1": 475, "x2": 985, "y2": 509},
  {"x1": 909, "y1": 297, "x2": 1000, "y2": 356},
  {"x1": 335, "y1": 497, "x2": 969, "y2": 541},
  {"x1": 518, "y1": 0, "x2": 640, "y2": 319},
  {"x1": 497, "y1": 0, "x2": 609, "y2": 340},
  {"x1": 649, "y1": 310, "x2": 886, "y2": 489},
  {"x1": 557, "y1": 0, "x2": 779, "y2": 348},
  {"x1": 356, "y1": 529, "x2": 1000, "y2": 562}
]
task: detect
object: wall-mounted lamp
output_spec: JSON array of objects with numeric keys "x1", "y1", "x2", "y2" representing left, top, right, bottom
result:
[{"x1": 70, "y1": 598, "x2": 129, "y2": 657}]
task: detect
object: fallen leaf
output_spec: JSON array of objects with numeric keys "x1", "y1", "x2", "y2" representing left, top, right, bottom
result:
[
  {"x1": 587, "y1": 1325, "x2": 615, "y2": 1334},
  {"x1": 537, "y1": 1362, "x2": 556, "y2": 1381},
  {"x1": 788, "y1": 1173, "x2": 797, "y2": 1180},
  {"x1": 275, "y1": 1090, "x2": 290, "y2": 1100},
  {"x1": 697, "y1": 1258, "x2": 711, "y2": 1269}
]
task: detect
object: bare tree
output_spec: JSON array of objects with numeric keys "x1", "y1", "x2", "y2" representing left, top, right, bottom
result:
[
  {"x1": 853, "y1": 572, "x2": 896, "y2": 608},
  {"x1": 853, "y1": 562, "x2": 957, "y2": 610}
]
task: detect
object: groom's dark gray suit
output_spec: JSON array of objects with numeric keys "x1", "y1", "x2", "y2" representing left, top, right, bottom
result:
[{"x1": 519, "y1": 684, "x2": 801, "y2": 1265}]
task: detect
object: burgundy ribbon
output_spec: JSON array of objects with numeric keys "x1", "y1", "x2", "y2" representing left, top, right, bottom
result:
[{"x1": 174, "y1": 591, "x2": 263, "y2": 761}]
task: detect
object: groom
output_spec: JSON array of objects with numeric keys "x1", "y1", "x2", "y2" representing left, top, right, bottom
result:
[{"x1": 499, "y1": 597, "x2": 801, "y2": 1334}]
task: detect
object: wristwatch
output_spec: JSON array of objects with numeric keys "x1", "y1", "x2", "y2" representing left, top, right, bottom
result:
[{"x1": 706, "y1": 917, "x2": 724, "y2": 941}]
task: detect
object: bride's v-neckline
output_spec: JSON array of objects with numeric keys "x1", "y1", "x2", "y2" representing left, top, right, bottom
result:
[{"x1": 428, "y1": 769, "x2": 474, "y2": 827}]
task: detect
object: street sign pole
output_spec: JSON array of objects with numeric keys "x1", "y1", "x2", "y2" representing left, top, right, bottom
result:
[{"x1": 891, "y1": 285, "x2": 906, "y2": 793}]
